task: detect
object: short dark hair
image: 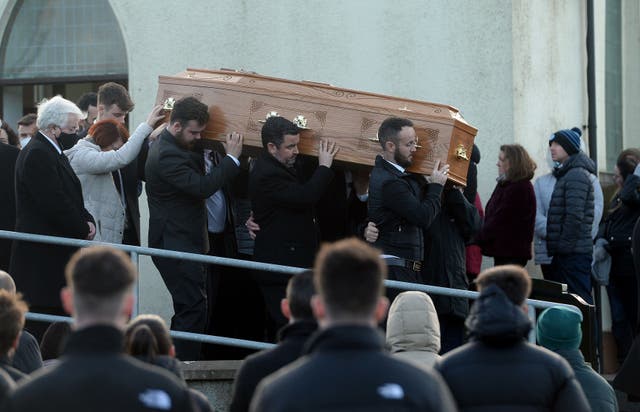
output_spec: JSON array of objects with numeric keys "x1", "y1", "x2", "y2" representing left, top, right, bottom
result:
[
  {"x1": 65, "y1": 246, "x2": 136, "y2": 315},
  {"x1": 500, "y1": 144, "x2": 537, "y2": 182},
  {"x1": 261, "y1": 116, "x2": 299, "y2": 149},
  {"x1": 17, "y1": 113, "x2": 37, "y2": 126},
  {"x1": 76, "y1": 92, "x2": 97, "y2": 112},
  {"x1": 97, "y1": 82, "x2": 134, "y2": 112},
  {"x1": 40, "y1": 321, "x2": 72, "y2": 361},
  {"x1": 286, "y1": 270, "x2": 316, "y2": 321},
  {"x1": 89, "y1": 119, "x2": 130, "y2": 149},
  {"x1": 314, "y1": 238, "x2": 386, "y2": 319},
  {"x1": 475, "y1": 265, "x2": 532, "y2": 306},
  {"x1": 377, "y1": 117, "x2": 413, "y2": 149},
  {"x1": 169, "y1": 96, "x2": 209, "y2": 127},
  {"x1": 0, "y1": 290, "x2": 28, "y2": 356},
  {"x1": 125, "y1": 314, "x2": 173, "y2": 356},
  {"x1": 616, "y1": 148, "x2": 640, "y2": 181}
]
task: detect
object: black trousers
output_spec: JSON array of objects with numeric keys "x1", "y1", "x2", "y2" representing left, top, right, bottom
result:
[{"x1": 152, "y1": 254, "x2": 206, "y2": 361}]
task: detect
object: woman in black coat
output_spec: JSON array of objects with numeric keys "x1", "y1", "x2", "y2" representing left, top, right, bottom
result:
[{"x1": 598, "y1": 148, "x2": 640, "y2": 362}]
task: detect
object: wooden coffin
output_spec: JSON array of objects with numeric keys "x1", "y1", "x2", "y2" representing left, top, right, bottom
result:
[{"x1": 155, "y1": 68, "x2": 477, "y2": 185}]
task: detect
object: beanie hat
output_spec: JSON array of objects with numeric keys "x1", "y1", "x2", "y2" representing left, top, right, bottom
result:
[
  {"x1": 536, "y1": 306, "x2": 583, "y2": 350},
  {"x1": 549, "y1": 127, "x2": 582, "y2": 156}
]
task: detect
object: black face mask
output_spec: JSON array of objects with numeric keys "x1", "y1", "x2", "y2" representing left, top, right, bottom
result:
[{"x1": 57, "y1": 132, "x2": 79, "y2": 150}]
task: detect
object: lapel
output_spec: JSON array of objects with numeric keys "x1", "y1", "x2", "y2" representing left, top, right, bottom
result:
[{"x1": 34, "y1": 132, "x2": 82, "y2": 189}]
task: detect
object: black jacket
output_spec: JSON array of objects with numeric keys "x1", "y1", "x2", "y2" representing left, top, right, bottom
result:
[
  {"x1": 249, "y1": 152, "x2": 333, "y2": 268},
  {"x1": 145, "y1": 130, "x2": 240, "y2": 254},
  {"x1": 422, "y1": 188, "x2": 480, "y2": 318},
  {"x1": 368, "y1": 155, "x2": 443, "y2": 261},
  {"x1": 0, "y1": 143, "x2": 19, "y2": 271},
  {"x1": 3, "y1": 325, "x2": 193, "y2": 412},
  {"x1": 10, "y1": 132, "x2": 94, "y2": 309},
  {"x1": 547, "y1": 152, "x2": 596, "y2": 256},
  {"x1": 251, "y1": 325, "x2": 457, "y2": 412},
  {"x1": 436, "y1": 285, "x2": 590, "y2": 411},
  {"x1": 0, "y1": 356, "x2": 27, "y2": 383},
  {"x1": 598, "y1": 174, "x2": 640, "y2": 277},
  {"x1": 230, "y1": 320, "x2": 317, "y2": 412},
  {"x1": 11, "y1": 331, "x2": 42, "y2": 374}
]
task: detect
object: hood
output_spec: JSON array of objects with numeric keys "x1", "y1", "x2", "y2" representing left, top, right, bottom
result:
[
  {"x1": 386, "y1": 291, "x2": 440, "y2": 354},
  {"x1": 63, "y1": 137, "x2": 99, "y2": 162},
  {"x1": 466, "y1": 284, "x2": 531, "y2": 345},
  {"x1": 471, "y1": 144, "x2": 481, "y2": 164},
  {"x1": 554, "y1": 151, "x2": 596, "y2": 177}
]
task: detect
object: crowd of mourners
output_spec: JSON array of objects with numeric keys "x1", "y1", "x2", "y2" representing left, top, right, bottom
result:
[{"x1": 0, "y1": 84, "x2": 638, "y2": 410}]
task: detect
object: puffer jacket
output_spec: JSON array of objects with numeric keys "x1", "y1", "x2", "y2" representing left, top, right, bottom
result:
[
  {"x1": 547, "y1": 152, "x2": 596, "y2": 256},
  {"x1": 435, "y1": 284, "x2": 590, "y2": 411},
  {"x1": 65, "y1": 122, "x2": 152, "y2": 243},
  {"x1": 386, "y1": 291, "x2": 441, "y2": 369}
]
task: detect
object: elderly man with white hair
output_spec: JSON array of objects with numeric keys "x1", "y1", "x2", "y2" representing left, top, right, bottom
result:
[{"x1": 9, "y1": 95, "x2": 95, "y2": 340}]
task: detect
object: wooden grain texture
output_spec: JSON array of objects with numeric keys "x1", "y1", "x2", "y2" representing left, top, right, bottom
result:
[{"x1": 156, "y1": 69, "x2": 477, "y2": 185}]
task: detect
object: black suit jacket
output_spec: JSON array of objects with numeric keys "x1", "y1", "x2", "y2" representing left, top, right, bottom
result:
[
  {"x1": 249, "y1": 152, "x2": 333, "y2": 269},
  {"x1": 3, "y1": 326, "x2": 193, "y2": 412},
  {"x1": 145, "y1": 130, "x2": 240, "y2": 254},
  {"x1": 0, "y1": 143, "x2": 19, "y2": 271},
  {"x1": 10, "y1": 132, "x2": 94, "y2": 309}
]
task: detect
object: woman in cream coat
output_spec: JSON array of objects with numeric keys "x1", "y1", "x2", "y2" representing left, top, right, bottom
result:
[{"x1": 65, "y1": 106, "x2": 162, "y2": 243}]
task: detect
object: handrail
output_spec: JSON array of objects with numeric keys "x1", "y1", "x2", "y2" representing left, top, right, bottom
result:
[{"x1": 1, "y1": 230, "x2": 581, "y2": 346}]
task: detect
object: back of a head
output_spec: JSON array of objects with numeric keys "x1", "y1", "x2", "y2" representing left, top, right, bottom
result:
[
  {"x1": 314, "y1": 238, "x2": 386, "y2": 320},
  {"x1": 286, "y1": 270, "x2": 316, "y2": 321},
  {"x1": 65, "y1": 246, "x2": 136, "y2": 320},
  {"x1": 0, "y1": 271, "x2": 16, "y2": 295},
  {"x1": 475, "y1": 265, "x2": 531, "y2": 306},
  {"x1": 40, "y1": 321, "x2": 72, "y2": 361},
  {"x1": 126, "y1": 324, "x2": 159, "y2": 361},
  {"x1": 0, "y1": 290, "x2": 28, "y2": 357},
  {"x1": 536, "y1": 306, "x2": 583, "y2": 351},
  {"x1": 97, "y1": 82, "x2": 134, "y2": 112},
  {"x1": 169, "y1": 96, "x2": 209, "y2": 127},
  {"x1": 89, "y1": 119, "x2": 130, "y2": 149},
  {"x1": 260, "y1": 116, "x2": 299, "y2": 149},
  {"x1": 36, "y1": 95, "x2": 83, "y2": 130},
  {"x1": 377, "y1": 117, "x2": 413, "y2": 149},
  {"x1": 386, "y1": 291, "x2": 441, "y2": 354},
  {"x1": 125, "y1": 314, "x2": 173, "y2": 356}
]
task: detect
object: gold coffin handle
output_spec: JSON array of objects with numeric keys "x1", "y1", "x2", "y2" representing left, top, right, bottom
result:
[{"x1": 455, "y1": 144, "x2": 469, "y2": 161}]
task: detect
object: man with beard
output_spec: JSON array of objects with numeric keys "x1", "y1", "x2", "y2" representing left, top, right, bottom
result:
[
  {"x1": 368, "y1": 117, "x2": 448, "y2": 292},
  {"x1": 145, "y1": 96, "x2": 243, "y2": 360}
]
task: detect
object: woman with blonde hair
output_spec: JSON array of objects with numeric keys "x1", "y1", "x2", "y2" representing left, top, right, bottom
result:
[{"x1": 478, "y1": 144, "x2": 537, "y2": 267}]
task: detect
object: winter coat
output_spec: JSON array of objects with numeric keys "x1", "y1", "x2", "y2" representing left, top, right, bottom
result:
[
  {"x1": 435, "y1": 284, "x2": 590, "y2": 412},
  {"x1": 556, "y1": 348, "x2": 618, "y2": 412},
  {"x1": 547, "y1": 152, "x2": 596, "y2": 256},
  {"x1": 251, "y1": 325, "x2": 457, "y2": 412},
  {"x1": 369, "y1": 155, "x2": 443, "y2": 261},
  {"x1": 598, "y1": 174, "x2": 640, "y2": 277},
  {"x1": 478, "y1": 179, "x2": 535, "y2": 260},
  {"x1": 534, "y1": 172, "x2": 603, "y2": 265},
  {"x1": 421, "y1": 188, "x2": 480, "y2": 319},
  {"x1": 65, "y1": 122, "x2": 152, "y2": 243},
  {"x1": 465, "y1": 193, "x2": 484, "y2": 277},
  {"x1": 386, "y1": 291, "x2": 441, "y2": 369}
]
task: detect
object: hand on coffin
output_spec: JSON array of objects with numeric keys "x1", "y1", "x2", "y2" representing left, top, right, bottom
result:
[
  {"x1": 224, "y1": 132, "x2": 244, "y2": 158},
  {"x1": 145, "y1": 105, "x2": 165, "y2": 128},
  {"x1": 87, "y1": 222, "x2": 96, "y2": 240},
  {"x1": 318, "y1": 139, "x2": 339, "y2": 168},
  {"x1": 245, "y1": 212, "x2": 260, "y2": 240},
  {"x1": 427, "y1": 159, "x2": 449, "y2": 186},
  {"x1": 364, "y1": 222, "x2": 379, "y2": 243}
]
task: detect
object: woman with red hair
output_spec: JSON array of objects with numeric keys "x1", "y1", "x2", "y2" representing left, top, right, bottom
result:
[{"x1": 65, "y1": 107, "x2": 162, "y2": 243}]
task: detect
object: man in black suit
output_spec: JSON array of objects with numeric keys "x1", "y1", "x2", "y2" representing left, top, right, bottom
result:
[
  {"x1": 10, "y1": 96, "x2": 95, "y2": 339},
  {"x1": 3, "y1": 246, "x2": 196, "y2": 411},
  {"x1": 145, "y1": 97, "x2": 243, "y2": 360},
  {"x1": 249, "y1": 116, "x2": 337, "y2": 335},
  {"x1": 0, "y1": 142, "x2": 19, "y2": 272}
]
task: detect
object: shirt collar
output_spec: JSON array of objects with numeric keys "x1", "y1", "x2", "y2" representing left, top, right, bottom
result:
[
  {"x1": 384, "y1": 158, "x2": 405, "y2": 173},
  {"x1": 41, "y1": 132, "x2": 62, "y2": 155}
]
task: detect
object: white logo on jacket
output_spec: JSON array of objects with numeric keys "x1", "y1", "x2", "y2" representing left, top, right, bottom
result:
[
  {"x1": 377, "y1": 383, "x2": 405, "y2": 399},
  {"x1": 139, "y1": 389, "x2": 172, "y2": 410}
]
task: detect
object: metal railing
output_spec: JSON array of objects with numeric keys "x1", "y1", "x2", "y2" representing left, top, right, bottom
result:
[{"x1": 0, "y1": 229, "x2": 579, "y2": 348}]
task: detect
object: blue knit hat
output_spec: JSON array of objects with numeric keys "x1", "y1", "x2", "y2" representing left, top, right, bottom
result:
[
  {"x1": 536, "y1": 306, "x2": 583, "y2": 350},
  {"x1": 549, "y1": 127, "x2": 582, "y2": 156}
]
